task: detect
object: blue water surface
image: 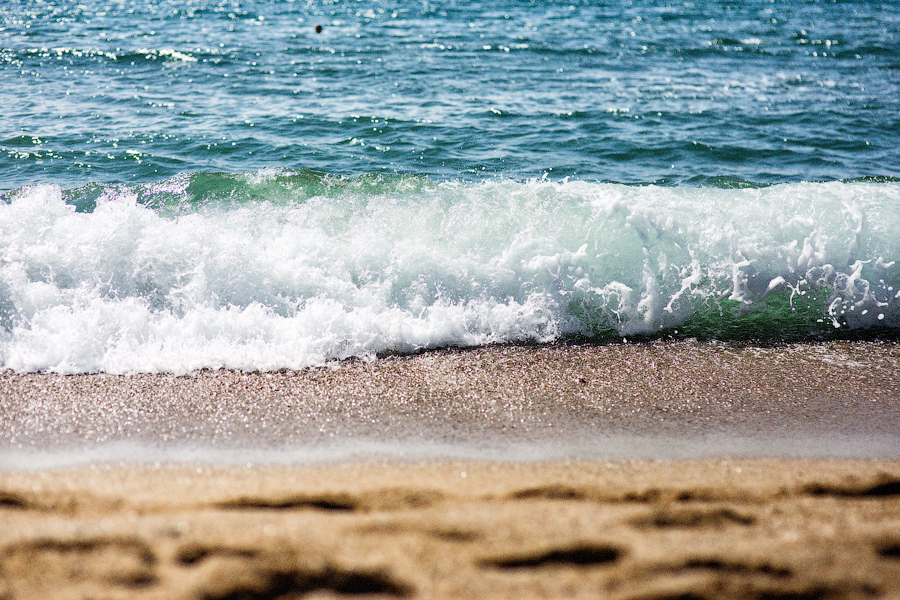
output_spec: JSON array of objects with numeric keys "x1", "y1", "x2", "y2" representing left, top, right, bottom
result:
[{"x1": 2, "y1": 0, "x2": 899, "y2": 190}]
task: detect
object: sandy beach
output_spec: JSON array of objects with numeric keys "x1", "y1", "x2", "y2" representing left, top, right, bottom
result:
[
  {"x1": 2, "y1": 340, "x2": 900, "y2": 599},
  {"x1": 6, "y1": 0, "x2": 900, "y2": 596},
  {"x1": 2, "y1": 459, "x2": 900, "y2": 599},
  {"x1": 3, "y1": 340, "x2": 900, "y2": 465}
]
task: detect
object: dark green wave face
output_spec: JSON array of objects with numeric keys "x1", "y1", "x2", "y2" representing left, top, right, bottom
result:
[
  {"x1": 568, "y1": 292, "x2": 837, "y2": 342},
  {"x1": 51, "y1": 170, "x2": 438, "y2": 215},
  {"x1": 2, "y1": 0, "x2": 899, "y2": 190}
]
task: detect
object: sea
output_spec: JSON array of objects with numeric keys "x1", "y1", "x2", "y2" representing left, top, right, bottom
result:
[{"x1": 2, "y1": 0, "x2": 900, "y2": 375}]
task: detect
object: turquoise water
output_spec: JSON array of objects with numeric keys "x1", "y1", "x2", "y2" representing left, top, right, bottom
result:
[
  {"x1": 3, "y1": 0, "x2": 899, "y2": 186},
  {"x1": 2, "y1": 0, "x2": 900, "y2": 373}
]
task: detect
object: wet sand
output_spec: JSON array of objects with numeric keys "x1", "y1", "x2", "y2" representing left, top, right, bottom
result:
[
  {"x1": 2, "y1": 340, "x2": 900, "y2": 599},
  {"x1": 2, "y1": 339, "x2": 900, "y2": 465}
]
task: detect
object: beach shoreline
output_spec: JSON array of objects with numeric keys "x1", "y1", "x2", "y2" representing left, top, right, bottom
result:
[
  {"x1": 6, "y1": 0, "x2": 900, "y2": 596},
  {"x1": 3, "y1": 339, "x2": 900, "y2": 598},
  {"x1": 3, "y1": 339, "x2": 900, "y2": 468}
]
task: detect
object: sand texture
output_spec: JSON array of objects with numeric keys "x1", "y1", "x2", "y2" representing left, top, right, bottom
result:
[
  {"x1": 3, "y1": 340, "x2": 900, "y2": 465},
  {"x1": 1, "y1": 459, "x2": 900, "y2": 600},
  {"x1": 2, "y1": 340, "x2": 900, "y2": 598}
]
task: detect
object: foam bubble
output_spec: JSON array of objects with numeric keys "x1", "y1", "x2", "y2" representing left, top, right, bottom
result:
[{"x1": 1, "y1": 176, "x2": 898, "y2": 373}]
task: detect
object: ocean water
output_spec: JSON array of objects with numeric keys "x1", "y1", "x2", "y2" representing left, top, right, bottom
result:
[{"x1": 2, "y1": 0, "x2": 899, "y2": 375}]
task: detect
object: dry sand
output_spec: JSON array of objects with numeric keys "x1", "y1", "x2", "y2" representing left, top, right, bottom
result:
[
  {"x1": 2, "y1": 460, "x2": 900, "y2": 600},
  {"x1": 2, "y1": 340, "x2": 900, "y2": 599}
]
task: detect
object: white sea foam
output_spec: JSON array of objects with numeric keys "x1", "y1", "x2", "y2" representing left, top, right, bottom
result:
[{"x1": 1, "y1": 177, "x2": 898, "y2": 374}]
